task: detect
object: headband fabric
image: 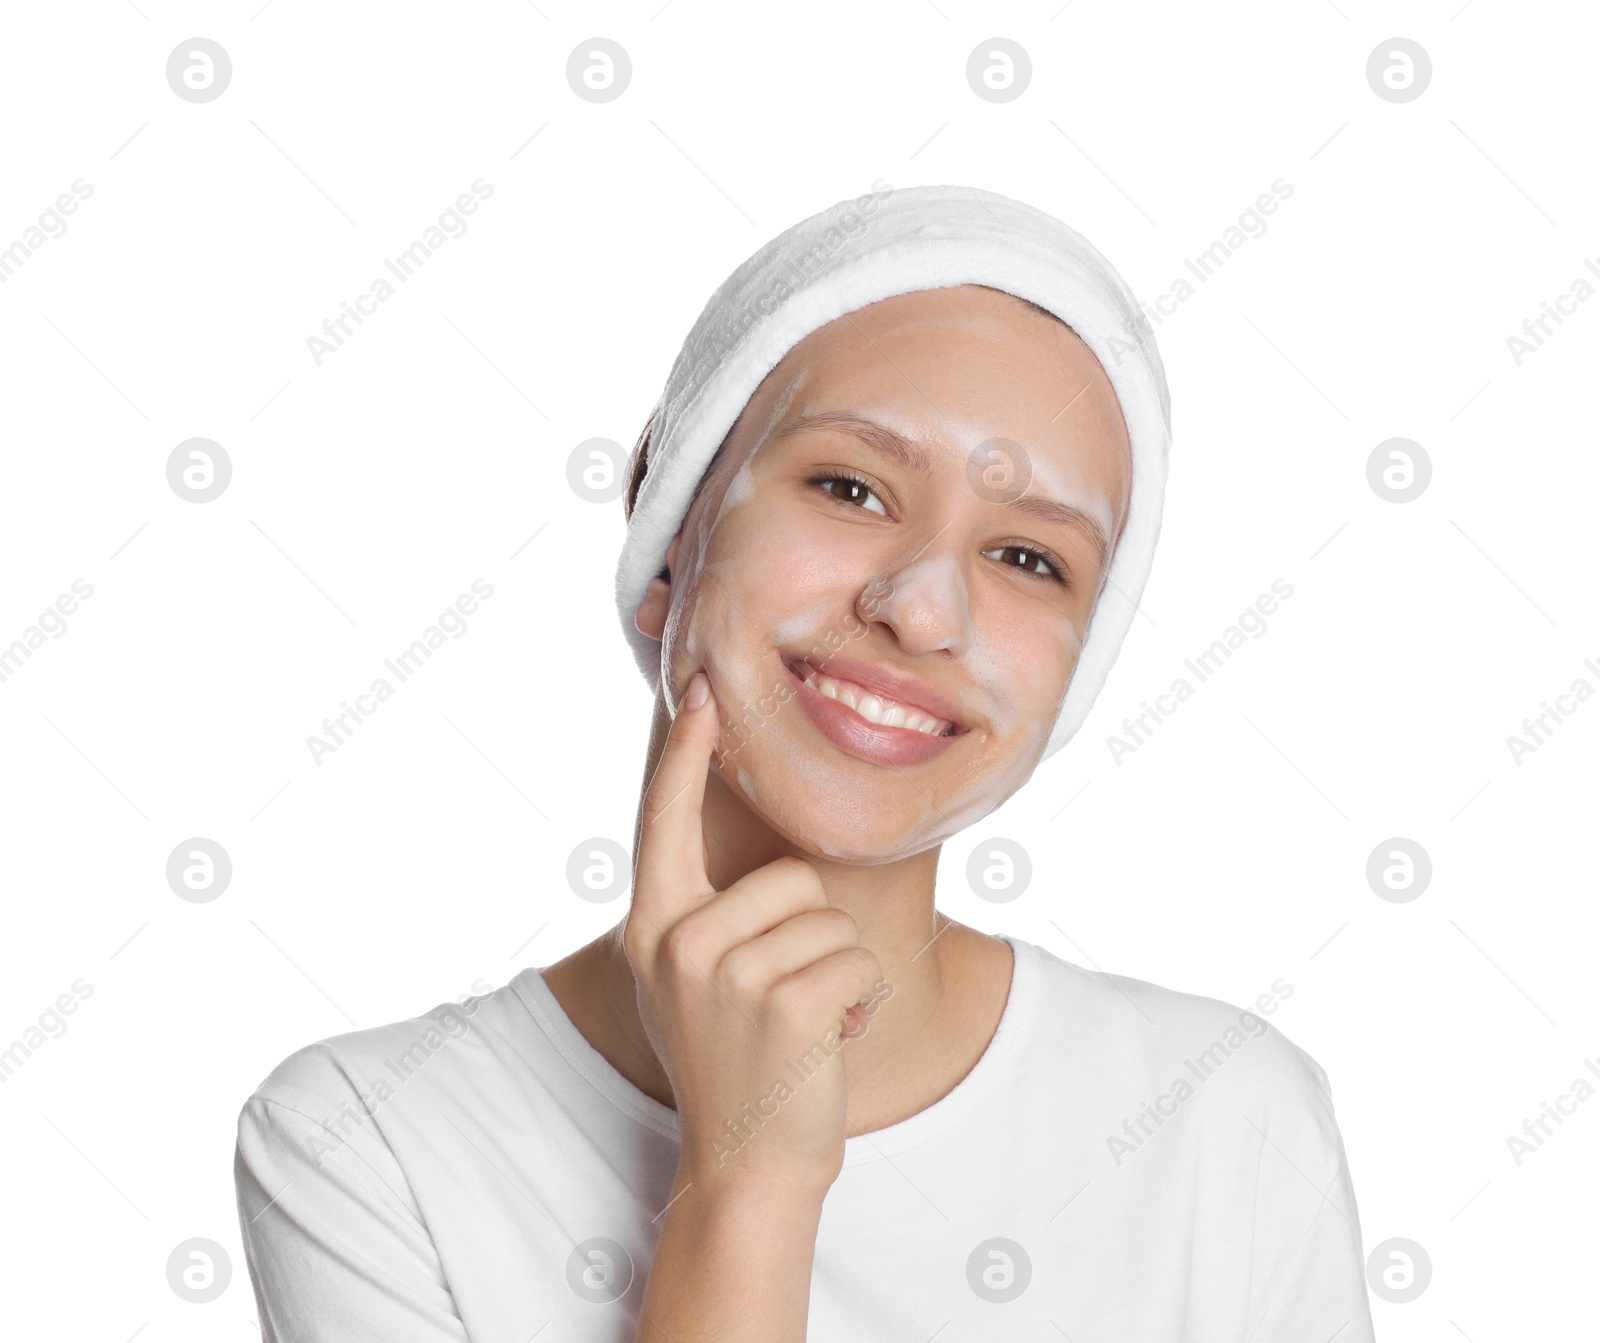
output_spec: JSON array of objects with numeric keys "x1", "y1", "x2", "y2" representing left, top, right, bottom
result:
[{"x1": 614, "y1": 182, "x2": 1172, "y2": 762}]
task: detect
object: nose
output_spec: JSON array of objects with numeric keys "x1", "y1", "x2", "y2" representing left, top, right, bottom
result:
[{"x1": 856, "y1": 533, "x2": 975, "y2": 656}]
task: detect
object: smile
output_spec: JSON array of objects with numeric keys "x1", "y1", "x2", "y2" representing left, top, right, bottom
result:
[
  {"x1": 782, "y1": 656, "x2": 967, "y2": 768},
  {"x1": 793, "y1": 667, "x2": 955, "y2": 737}
]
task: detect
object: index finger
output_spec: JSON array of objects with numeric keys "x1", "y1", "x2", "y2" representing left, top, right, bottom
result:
[{"x1": 632, "y1": 669, "x2": 720, "y2": 929}]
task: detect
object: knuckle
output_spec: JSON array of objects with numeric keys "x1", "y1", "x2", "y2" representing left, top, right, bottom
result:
[
  {"x1": 811, "y1": 906, "x2": 858, "y2": 945},
  {"x1": 660, "y1": 913, "x2": 717, "y2": 975},
  {"x1": 834, "y1": 946, "x2": 879, "y2": 993},
  {"x1": 764, "y1": 974, "x2": 810, "y2": 1025},
  {"x1": 718, "y1": 944, "x2": 765, "y2": 1000},
  {"x1": 775, "y1": 854, "x2": 825, "y2": 894},
  {"x1": 640, "y1": 785, "x2": 679, "y2": 829},
  {"x1": 854, "y1": 946, "x2": 885, "y2": 984}
]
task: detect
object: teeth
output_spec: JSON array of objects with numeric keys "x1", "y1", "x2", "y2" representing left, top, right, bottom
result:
[{"x1": 801, "y1": 670, "x2": 953, "y2": 736}]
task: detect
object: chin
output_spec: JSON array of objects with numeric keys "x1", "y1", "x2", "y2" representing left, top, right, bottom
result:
[
  {"x1": 777, "y1": 819, "x2": 949, "y2": 867},
  {"x1": 713, "y1": 746, "x2": 970, "y2": 865}
]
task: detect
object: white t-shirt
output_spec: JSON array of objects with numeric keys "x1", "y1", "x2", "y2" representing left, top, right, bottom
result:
[{"x1": 234, "y1": 934, "x2": 1377, "y2": 1342}]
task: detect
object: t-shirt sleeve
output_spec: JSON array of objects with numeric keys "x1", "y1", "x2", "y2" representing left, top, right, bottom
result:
[
  {"x1": 234, "y1": 1090, "x2": 472, "y2": 1342},
  {"x1": 1242, "y1": 1048, "x2": 1376, "y2": 1343}
]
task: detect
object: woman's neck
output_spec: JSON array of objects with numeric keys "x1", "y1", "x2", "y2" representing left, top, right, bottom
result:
[
  {"x1": 544, "y1": 914, "x2": 1011, "y2": 1141},
  {"x1": 542, "y1": 763, "x2": 1014, "y2": 1136}
]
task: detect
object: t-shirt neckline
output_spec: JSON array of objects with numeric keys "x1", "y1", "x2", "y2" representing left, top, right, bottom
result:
[{"x1": 511, "y1": 933, "x2": 1038, "y2": 1166}]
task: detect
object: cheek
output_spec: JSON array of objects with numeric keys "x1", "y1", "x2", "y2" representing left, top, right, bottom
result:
[
  {"x1": 967, "y1": 606, "x2": 1082, "y2": 737},
  {"x1": 662, "y1": 502, "x2": 843, "y2": 699},
  {"x1": 695, "y1": 507, "x2": 870, "y2": 645}
]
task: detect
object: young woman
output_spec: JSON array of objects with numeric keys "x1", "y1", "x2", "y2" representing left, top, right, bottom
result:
[{"x1": 236, "y1": 186, "x2": 1375, "y2": 1342}]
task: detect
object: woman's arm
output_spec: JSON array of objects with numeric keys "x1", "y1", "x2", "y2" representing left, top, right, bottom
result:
[
  {"x1": 627, "y1": 671, "x2": 881, "y2": 1340},
  {"x1": 636, "y1": 1173, "x2": 825, "y2": 1343},
  {"x1": 1241, "y1": 1049, "x2": 1377, "y2": 1342},
  {"x1": 235, "y1": 1090, "x2": 471, "y2": 1343}
]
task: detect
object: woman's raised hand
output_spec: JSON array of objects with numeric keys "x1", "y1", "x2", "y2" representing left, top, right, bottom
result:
[{"x1": 623, "y1": 669, "x2": 884, "y2": 1198}]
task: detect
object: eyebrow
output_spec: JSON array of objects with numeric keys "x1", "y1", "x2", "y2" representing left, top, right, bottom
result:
[{"x1": 784, "y1": 411, "x2": 1111, "y2": 568}]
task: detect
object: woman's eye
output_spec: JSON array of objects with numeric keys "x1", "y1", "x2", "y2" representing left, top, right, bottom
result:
[
  {"x1": 983, "y1": 544, "x2": 1068, "y2": 586},
  {"x1": 812, "y1": 472, "x2": 1067, "y2": 586},
  {"x1": 814, "y1": 473, "x2": 889, "y2": 516}
]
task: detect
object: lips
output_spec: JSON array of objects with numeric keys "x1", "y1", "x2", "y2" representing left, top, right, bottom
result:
[
  {"x1": 785, "y1": 652, "x2": 969, "y2": 733},
  {"x1": 787, "y1": 663, "x2": 957, "y2": 736},
  {"x1": 780, "y1": 651, "x2": 970, "y2": 768}
]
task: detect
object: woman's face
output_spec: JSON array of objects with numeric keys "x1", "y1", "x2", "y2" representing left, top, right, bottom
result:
[{"x1": 635, "y1": 283, "x2": 1133, "y2": 864}]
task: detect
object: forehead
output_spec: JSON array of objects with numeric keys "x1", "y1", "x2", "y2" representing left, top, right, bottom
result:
[
  {"x1": 715, "y1": 284, "x2": 1132, "y2": 519},
  {"x1": 788, "y1": 284, "x2": 1066, "y2": 364}
]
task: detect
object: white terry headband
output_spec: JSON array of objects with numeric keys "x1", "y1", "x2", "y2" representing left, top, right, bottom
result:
[{"x1": 614, "y1": 182, "x2": 1172, "y2": 763}]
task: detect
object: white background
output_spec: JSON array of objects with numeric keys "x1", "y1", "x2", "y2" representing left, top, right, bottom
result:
[{"x1": 1, "y1": 2, "x2": 1595, "y2": 1338}]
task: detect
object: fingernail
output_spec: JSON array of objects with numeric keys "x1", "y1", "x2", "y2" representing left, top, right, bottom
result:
[{"x1": 686, "y1": 671, "x2": 710, "y2": 710}]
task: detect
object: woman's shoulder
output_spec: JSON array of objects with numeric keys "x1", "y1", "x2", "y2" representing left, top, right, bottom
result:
[
  {"x1": 1018, "y1": 937, "x2": 1339, "y2": 1119},
  {"x1": 236, "y1": 973, "x2": 539, "y2": 1141},
  {"x1": 231, "y1": 978, "x2": 549, "y2": 1329}
]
